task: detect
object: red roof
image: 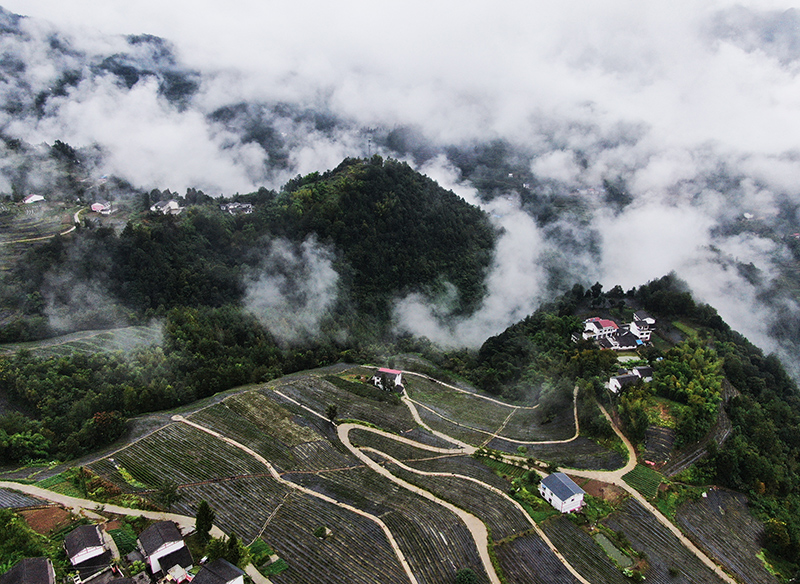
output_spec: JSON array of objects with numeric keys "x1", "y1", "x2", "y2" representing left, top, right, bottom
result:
[
  {"x1": 378, "y1": 368, "x2": 402, "y2": 375},
  {"x1": 597, "y1": 319, "x2": 618, "y2": 329}
]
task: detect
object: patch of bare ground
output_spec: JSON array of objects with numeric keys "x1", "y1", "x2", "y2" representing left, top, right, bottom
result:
[
  {"x1": 574, "y1": 478, "x2": 627, "y2": 505},
  {"x1": 20, "y1": 506, "x2": 73, "y2": 534}
]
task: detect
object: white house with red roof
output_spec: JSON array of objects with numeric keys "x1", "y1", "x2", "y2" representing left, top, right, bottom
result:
[{"x1": 582, "y1": 317, "x2": 619, "y2": 340}]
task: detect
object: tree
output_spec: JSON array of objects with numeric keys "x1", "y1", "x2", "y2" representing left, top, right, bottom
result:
[
  {"x1": 155, "y1": 479, "x2": 182, "y2": 511},
  {"x1": 326, "y1": 404, "x2": 338, "y2": 423},
  {"x1": 455, "y1": 568, "x2": 478, "y2": 584},
  {"x1": 195, "y1": 500, "x2": 215, "y2": 544},
  {"x1": 226, "y1": 532, "x2": 241, "y2": 566}
]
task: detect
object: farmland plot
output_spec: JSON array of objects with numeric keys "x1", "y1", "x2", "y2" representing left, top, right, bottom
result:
[
  {"x1": 494, "y1": 532, "x2": 579, "y2": 584},
  {"x1": 489, "y1": 437, "x2": 625, "y2": 471},
  {"x1": 351, "y1": 429, "x2": 509, "y2": 490},
  {"x1": 377, "y1": 459, "x2": 532, "y2": 542},
  {"x1": 414, "y1": 405, "x2": 489, "y2": 445},
  {"x1": 676, "y1": 489, "x2": 777, "y2": 584},
  {"x1": 603, "y1": 499, "x2": 725, "y2": 584},
  {"x1": 266, "y1": 376, "x2": 416, "y2": 434},
  {"x1": 0, "y1": 488, "x2": 47, "y2": 508},
  {"x1": 101, "y1": 423, "x2": 271, "y2": 489},
  {"x1": 286, "y1": 467, "x2": 489, "y2": 584},
  {"x1": 188, "y1": 402, "x2": 302, "y2": 472},
  {"x1": 499, "y1": 405, "x2": 576, "y2": 442},
  {"x1": 644, "y1": 426, "x2": 675, "y2": 464},
  {"x1": 173, "y1": 477, "x2": 409, "y2": 584},
  {"x1": 542, "y1": 515, "x2": 629, "y2": 584},
  {"x1": 406, "y1": 378, "x2": 514, "y2": 433}
]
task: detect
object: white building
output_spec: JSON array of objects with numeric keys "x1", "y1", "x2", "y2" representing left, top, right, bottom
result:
[
  {"x1": 372, "y1": 368, "x2": 404, "y2": 392},
  {"x1": 582, "y1": 317, "x2": 619, "y2": 340},
  {"x1": 150, "y1": 200, "x2": 182, "y2": 215},
  {"x1": 138, "y1": 521, "x2": 193, "y2": 576},
  {"x1": 539, "y1": 472, "x2": 585, "y2": 513}
]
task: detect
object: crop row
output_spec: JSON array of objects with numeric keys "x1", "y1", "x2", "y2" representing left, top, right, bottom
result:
[
  {"x1": 603, "y1": 499, "x2": 724, "y2": 584},
  {"x1": 285, "y1": 467, "x2": 488, "y2": 584},
  {"x1": 0, "y1": 488, "x2": 46, "y2": 508},
  {"x1": 173, "y1": 476, "x2": 409, "y2": 584},
  {"x1": 494, "y1": 532, "x2": 580, "y2": 584},
  {"x1": 188, "y1": 402, "x2": 299, "y2": 472},
  {"x1": 266, "y1": 377, "x2": 416, "y2": 434},
  {"x1": 500, "y1": 405, "x2": 577, "y2": 442},
  {"x1": 106, "y1": 423, "x2": 270, "y2": 489},
  {"x1": 289, "y1": 440, "x2": 359, "y2": 473},
  {"x1": 379, "y1": 459, "x2": 532, "y2": 542},
  {"x1": 414, "y1": 405, "x2": 489, "y2": 446},
  {"x1": 489, "y1": 436, "x2": 625, "y2": 471},
  {"x1": 676, "y1": 489, "x2": 773, "y2": 584},
  {"x1": 621, "y1": 465, "x2": 663, "y2": 498},
  {"x1": 406, "y1": 379, "x2": 514, "y2": 433},
  {"x1": 542, "y1": 515, "x2": 629, "y2": 584}
]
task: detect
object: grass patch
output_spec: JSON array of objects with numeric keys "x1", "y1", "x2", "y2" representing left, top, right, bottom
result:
[
  {"x1": 108, "y1": 524, "x2": 138, "y2": 555},
  {"x1": 37, "y1": 471, "x2": 84, "y2": 498},
  {"x1": 672, "y1": 321, "x2": 699, "y2": 337},
  {"x1": 622, "y1": 465, "x2": 664, "y2": 499},
  {"x1": 249, "y1": 539, "x2": 288, "y2": 577},
  {"x1": 476, "y1": 455, "x2": 528, "y2": 479}
]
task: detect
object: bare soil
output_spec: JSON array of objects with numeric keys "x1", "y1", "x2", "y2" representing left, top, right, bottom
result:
[
  {"x1": 20, "y1": 506, "x2": 73, "y2": 534},
  {"x1": 576, "y1": 478, "x2": 627, "y2": 505}
]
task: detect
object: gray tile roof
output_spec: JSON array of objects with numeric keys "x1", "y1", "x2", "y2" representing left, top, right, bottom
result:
[
  {"x1": 192, "y1": 559, "x2": 244, "y2": 584},
  {"x1": 64, "y1": 525, "x2": 103, "y2": 560},
  {"x1": 138, "y1": 521, "x2": 182, "y2": 555},
  {"x1": 0, "y1": 558, "x2": 54, "y2": 584},
  {"x1": 541, "y1": 472, "x2": 585, "y2": 501}
]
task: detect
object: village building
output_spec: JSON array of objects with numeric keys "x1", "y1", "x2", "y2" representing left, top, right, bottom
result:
[
  {"x1": 64, "y1": 524, "x2": 112, "y2": 581},
  {"x1": 90, "y1": 201, "x2": 113, "y2": 215},
  {"x1": 372, "y1": 368, "x2": 404, "y2": 392},
  {"x1": 150, "y1": 200, "x2": 183, "y2": 215},
  {"x1": 581, "y1": 317, "x2": 619, "y2": 340},
  {"x1": 219, "y1": 202, "x2": 254, "y2": 215},
  {"x1": 192, "y1": 559, "x2": 245, "y2": 584},
  {"x1": 137, "y1": 521, "x2": 193, "y2": 579},
  {"x1": 632, "y1": 366, "x2": 654, "y2": 381},
  {"x1": 608, "y1": 373, "x2": 640, "y2": 394},
  {"x1": 539, "y1": 472, "x2": 585, "y2": 513},
  {"x1": 0, "y1": 558, "x2": 55, "y2": 584},
  {"x1": 22, "y1": 194, "x2": 44, "y2": 204}
]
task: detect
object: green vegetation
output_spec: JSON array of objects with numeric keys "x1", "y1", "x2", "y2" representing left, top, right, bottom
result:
[
  {"x1": 323, "y1": 375, "x2": 400, "y2": 405},
  {"x1": 622, "y1": 465, "x2": 664, "y2": 499}
]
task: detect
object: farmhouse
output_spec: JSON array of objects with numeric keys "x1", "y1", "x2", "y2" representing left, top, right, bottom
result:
[
  {"x1": 150, "y1": 200, "x2": 183, "y2": 215},
  {"x1": 608, "y1": 373, "x2": 640, "y2": 394},
  {"x1": 137, "y1": 521, "x2": 193, "y2": 578},
  {"x1": 0, "y1": 558, "x2": 55, "y2": 584},
  {"x1": 22, "y1": 194, "x2": 45, "y2": 204},
  {"x1": 192, "y1": 559, "x2": 245, "y2": 584},
  {"x1": 372, "y1": 368, "x2": 404, "y2": 392},
  {"x1": 219, "y1": 202, "x2": 254, "y2": 215},
  {"x1": 632, "y1": 366, "x2": 654, "y2": 381},
  {"x1": 581, "y1": 317, "x2": 619, "y2": 340},
  {"x1": 539, "y1": 472, "x2": 585, "y2": 513},
  {"x1": 90, "y1": 201, "x2": 112, "y2": 214},
  {"x1": 64, "y1": 524, "x2": 112, "y2": 580}
]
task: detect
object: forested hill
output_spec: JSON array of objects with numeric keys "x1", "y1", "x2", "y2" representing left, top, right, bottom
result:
[
  {"x1": 446, "y1": 275, "x2": 800, "y2": 574},
  {"x1": 0, "y1": 156, "x2": 495, "y2": 340},
  {"x1": 265, "y1": 156, "x2": 495, "y2": 317}
]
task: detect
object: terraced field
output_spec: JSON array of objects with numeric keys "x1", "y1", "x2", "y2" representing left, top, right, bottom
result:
[
  {"x1": 0, "y1": 203, "x2": 73, "y2": 271},
  {"x1": 173, "y1": 477, "x2": 409, "y2": 584},
  {"x1": 489, "y1": 436, "x2": 624, "y2": 470},
  {"x1": 286, "y1": 467, "x2": 489, "y2": 584},
  {"x1": 494, "y1": 532, "x2": 580, "y2": 584},
  {"x1": 266, "y1": 376, "x2": 417, "y2": 435},
  {"x1": 542, "y1": 515, "x2": 630, "y2": 584},
  {"x1": 0, "y1": 488, "x2": 47, "y2": 508},
  {"x1": 0, "y1": 324, "x2": 163, "y2": 357},
  {"x1": 676, "y1": 489, "x2": 777, "y2": 584},
  {"x1": 603, "y1": 499, "x2": 725, "y2": 584}
]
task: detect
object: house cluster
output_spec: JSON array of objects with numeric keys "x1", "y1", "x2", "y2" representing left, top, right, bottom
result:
[
  {"x1": 150, "y1": 200, "x2": 183, "y2": 215},
  {"x1": 90, "y1": 201, "x2": 114, "y2": 215},
  {"x1": 608, "y1": 365, "x2": 654, "y2": 394},
  {"x1": 538, "y1": 472, "x2": 585, "y2": 513},
  {"x1": 218, "y1": 203, "x2": 253, "y2": 215},
  {"x1": 577, "y1": 310, "x2": 656, "y2": 351},
  {"x1": 1, "y1": 520, "x2": 244, "y2": 584},
  {"x1": 371, "y1": 368, "x2": 405, "y2": 393}
]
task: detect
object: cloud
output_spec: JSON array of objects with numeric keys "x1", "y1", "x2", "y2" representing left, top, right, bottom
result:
[{"x1": 243, "y1": 236, "x2": 340, "y2": 346}]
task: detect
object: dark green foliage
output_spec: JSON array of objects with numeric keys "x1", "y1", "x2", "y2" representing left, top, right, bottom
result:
[
  {"x1": 0, "y1": 509, "x2": 49, "y2": 568},
  {"x1": 325, "y1": 404, "x2": 338, "y2": 422},
  {"x1": 195, "y1": 500, "x2": 215, "y2": 545},
  {"x1": 455, "y1": 567, "x2": 478, "y2": 584},
  {"x1": 155, "y1": 478, "x2": 181, "y2": 511}
]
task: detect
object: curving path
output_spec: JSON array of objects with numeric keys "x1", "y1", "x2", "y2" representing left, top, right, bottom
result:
[{"x1": 171, "y1": 415, "x2": 420, "y2": 584}]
